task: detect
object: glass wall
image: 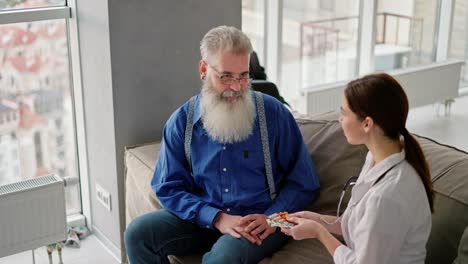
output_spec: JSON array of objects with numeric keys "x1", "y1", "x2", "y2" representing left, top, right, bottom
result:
[
  {"x1": 0, "y1": 3, "x2": 80, "y2": 215},
  {"x1": 241, "y1": 0, "x2": 451, "y2": 111},
  {"x1": 242, "y1": 0, "x2": 266, "y2": 64},
  {"x1": 280, "y1": 0, "x2": 360, "y2": 108},
  {"x1": 375, "y1": 0, "x2": 440, "y2": 71},
  {"x1": 449, "y1": 0, "x2": 468, "y2": 88},
  {"x1": 0, "y1": 0, "x2": 65, "y2": 10}
]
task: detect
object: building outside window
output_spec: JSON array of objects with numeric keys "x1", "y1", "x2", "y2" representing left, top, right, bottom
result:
[{"x1": 0, "y1": 0, "x2": 81, "y2": 215}]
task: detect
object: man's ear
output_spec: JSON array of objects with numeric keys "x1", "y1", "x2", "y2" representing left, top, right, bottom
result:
[{"x1": 199, "y1": 60, "x2": 207, "y2": 77}]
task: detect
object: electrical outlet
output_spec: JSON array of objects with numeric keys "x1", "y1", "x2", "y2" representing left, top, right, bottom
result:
[{"x1": 96, "y1": 184, "x2": 111, "y2": 211}]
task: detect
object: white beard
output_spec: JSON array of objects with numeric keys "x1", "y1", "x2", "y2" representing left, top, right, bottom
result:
[{"x1": 200, "y1": 80, "x2": 255, "y2": 144}]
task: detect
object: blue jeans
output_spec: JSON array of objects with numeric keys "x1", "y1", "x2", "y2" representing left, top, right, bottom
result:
[{"x1": 124, "y1": 209, "x2": 288, "y2": 264}]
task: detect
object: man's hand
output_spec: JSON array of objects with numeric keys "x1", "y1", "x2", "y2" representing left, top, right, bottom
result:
[
  {"x1": 239, "y1": 214, "x2": 277, "y2": 243},
  {"x1": 213, "y1": 212, "x2": 262, "y2": 245}
]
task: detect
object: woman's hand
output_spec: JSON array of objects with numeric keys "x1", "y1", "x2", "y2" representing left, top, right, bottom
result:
[
  {"x1": 282, "y1": 216, "x2": 343, "y2": 256},
  {"x1": 280, "y1": 217, "x2": 325, "y2": 240},
  {"x1": 288, "y1": 211, "x2": 322, "y2": 221}
]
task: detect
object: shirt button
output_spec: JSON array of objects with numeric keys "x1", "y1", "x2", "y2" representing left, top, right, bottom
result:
[
  {"x1": 223, "y1": 146, "x2": 226, "y2": 150},
  {"x1": 224, "y1": 188, "x2": 229, "y2": 193},
  {"x1": 206, "y1": 225, "x2": 210, "y2": 228},
  {"x1": 223, "y1": 168, "x2": 227, "y2": 172},
  {"x1": 226, "y1": 208, "x2": 231, "y2": 212}
]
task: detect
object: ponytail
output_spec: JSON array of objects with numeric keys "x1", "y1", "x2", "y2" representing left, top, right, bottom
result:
[
  {"x1": 402, "y1": 128, "x2": 434, "y2": 212},
  {"x1": 344, "y1": 73, "x2": 435, "y2": 212}
]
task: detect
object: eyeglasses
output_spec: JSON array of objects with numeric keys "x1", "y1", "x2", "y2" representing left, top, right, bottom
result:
[{"x1": 206, "y1": 63, "x2": 252, "y2": 85}]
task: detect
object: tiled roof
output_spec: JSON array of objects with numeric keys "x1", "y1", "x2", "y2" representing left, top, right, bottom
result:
[
  {"x1": 38, "y1": 23, "x2": 66, "y2": 39},
  {"x1": 36, "y1": 167, "x2": 50, "y2": 177},
  {"x1": 18, "y1": 103, "x2": 45, "y2": 129},
  {"x1": 14, "y1": 0, "x2": 52, "y2": 9},
  {"x1": 0, "y1": 26, "x2": 37, "y2": 48},
  {"x1": 8, "y1": 55, "x2": 47, "y2": 73}
]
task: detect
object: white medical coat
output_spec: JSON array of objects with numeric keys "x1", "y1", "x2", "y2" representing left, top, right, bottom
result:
[{"x1": 333, "y1": 150, "x2": 432, "y2": 264}]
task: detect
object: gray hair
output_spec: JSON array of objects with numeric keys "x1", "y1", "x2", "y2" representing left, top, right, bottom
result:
[{"x1": 200, "y1": 25, "x2": 253, "y2": 63}]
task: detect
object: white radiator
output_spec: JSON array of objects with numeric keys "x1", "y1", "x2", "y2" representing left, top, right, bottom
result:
[
  {"x1": 0, "y1": 175, "x2": 67, "y2": 258},
  {"x1": 301, "y1": 60, "x2": 464, "y2": 115}
]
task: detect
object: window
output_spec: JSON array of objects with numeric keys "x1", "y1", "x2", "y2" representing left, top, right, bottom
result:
[
  {"x1": 34, "y1": 132, "x2": 44, "y2": 168},
  {"x1": 56, "y1": 134, "x2": 64, "y2": 146},
  {"x1": 375, "y1": 0, "x2": 440, "y2": 71},
  {"x1": 242, "y1": 0, "x2": 455, "y2": 112},
  {"x1": 55, "y1": 118, "x2": 62, "y2": 128},
  {"x1": 280, "y1": 0, "x2": 360, "y2": 107},
  {"x1": 449, "y1": 0, "x2": 468, "y2": 88},
  {"x1": 242, "y1": 0, "x2": 266, "y2": 63},
  {"x1": 0, "y1": 0, "x2": 65, "y2": 11},
  {"x1": 0, "y1": 2, "x2": 81, "y2": 215}
]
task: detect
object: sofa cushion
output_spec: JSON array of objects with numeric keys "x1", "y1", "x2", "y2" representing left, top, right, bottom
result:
[
  {"x1": 453, "y1": 226, "x2": 468, "y2": 264},
  {"x1": 416, "y1": 135, "x2": 468, "y2": 264},
  {"x1": 295, "y1": 114, "x2": 367, "y2": 215},
  {"x1": 259, "y1": 239, "x2": 335, "y2": 264}
]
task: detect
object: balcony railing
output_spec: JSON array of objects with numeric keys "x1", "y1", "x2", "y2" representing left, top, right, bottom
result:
[{"x1": 299, "y1": 13, "x2": 424, "y2": 86}]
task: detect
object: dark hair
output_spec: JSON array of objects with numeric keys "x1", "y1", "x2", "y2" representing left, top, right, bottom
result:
[
  {"x1": 249, "y1": 51, "x2": 267, "y2": 80},
  {"x1": 345, "y1": 73, "x2": 434, "y2": 212}
]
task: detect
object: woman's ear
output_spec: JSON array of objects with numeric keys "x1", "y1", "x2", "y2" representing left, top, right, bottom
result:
[{"x1": 362, "y1": 116, "x2": 374, "y2": 133}]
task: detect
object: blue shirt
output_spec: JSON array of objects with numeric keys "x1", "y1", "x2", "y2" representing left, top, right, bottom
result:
[{"x1": 152, "y1": 92, "x2": 320, "y2": 229}]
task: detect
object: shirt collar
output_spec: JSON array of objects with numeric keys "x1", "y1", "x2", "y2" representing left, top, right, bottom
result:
[
  {"x1": 349, "y1": 150, "x2": 405, "y2": 206},
  {"x1": 192, "y1": 95, "x2": 202, "y2": 125},
  {"x1": 359, "y1": 150, "x2": 406, "y2": 185}
]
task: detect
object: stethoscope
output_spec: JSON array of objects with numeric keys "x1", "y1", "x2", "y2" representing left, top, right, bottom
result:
[
  {"x1": 320, "y1": 163, "x2": 399, "y2": 225},
  {"x1": 320, "y1": 176, "x2": 358, "y2": 225}
]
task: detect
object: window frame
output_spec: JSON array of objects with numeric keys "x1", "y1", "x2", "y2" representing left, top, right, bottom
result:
[{"x1": 0, "y1": 1, "x2": 91, "y2": 228}]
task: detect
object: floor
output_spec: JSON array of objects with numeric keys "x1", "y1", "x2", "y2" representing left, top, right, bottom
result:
[
  {"x1": 0, "y1": 235, "x2": 119, "y2": 264},
  {"x1": 406, "y1": 94, "x2": 468, "y2": 152},
  {"x1": 1, "y1": 95, "x2": 467, "y2": 264}
]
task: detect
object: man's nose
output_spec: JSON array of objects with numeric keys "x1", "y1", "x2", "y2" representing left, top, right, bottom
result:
[{"x1": 229, "y1": 80, "x2": 243, "y2": 91}]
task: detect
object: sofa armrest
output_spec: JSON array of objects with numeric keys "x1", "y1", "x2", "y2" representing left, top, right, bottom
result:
[{"x1": 125, "y1": 142, "x2": 162, "y2": 227}]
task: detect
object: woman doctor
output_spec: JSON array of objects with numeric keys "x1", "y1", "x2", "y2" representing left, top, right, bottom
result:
[{"x1": 281, "y1": 73, "x2": 434, "y2": 263}]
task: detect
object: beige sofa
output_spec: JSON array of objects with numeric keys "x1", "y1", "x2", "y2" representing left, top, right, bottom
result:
[{"x1": 124, "y1": 111, "x2": 468, "y2": 263}]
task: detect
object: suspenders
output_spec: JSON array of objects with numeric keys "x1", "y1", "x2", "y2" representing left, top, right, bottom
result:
[
  {"x1": 184, "y1": 92, "x2": 276, "y2": 200},
  {"x1": 184, "y1": 96, "x2": 196, "y2": 175},
  {"x1": 255, "y1": 92, "x2": 276, "y2": 200}
]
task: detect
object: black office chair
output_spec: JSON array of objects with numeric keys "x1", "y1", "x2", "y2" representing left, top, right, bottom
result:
[{"x1": 251, "y1": 80, "x2": 290, "y2": 107}]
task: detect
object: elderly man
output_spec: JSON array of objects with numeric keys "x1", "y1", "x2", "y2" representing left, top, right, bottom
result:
[{"x1": 125, "y1": 25, "x2": 320, "y2": 264}]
